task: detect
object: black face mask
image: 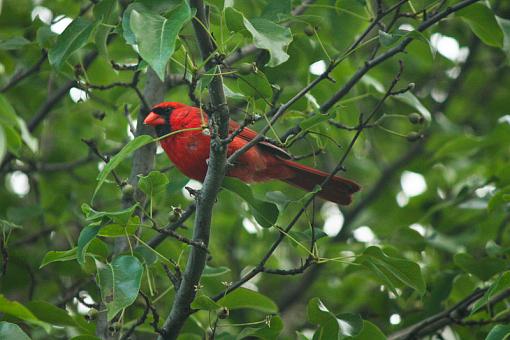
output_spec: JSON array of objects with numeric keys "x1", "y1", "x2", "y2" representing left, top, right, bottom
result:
[{"x1": 151, "y1": 106, "x2": 172, "y2": 137}]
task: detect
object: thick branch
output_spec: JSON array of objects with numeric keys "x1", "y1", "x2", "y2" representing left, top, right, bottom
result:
[{"x1": 158, "y1": 1, "x2": 230, "y2": 338}]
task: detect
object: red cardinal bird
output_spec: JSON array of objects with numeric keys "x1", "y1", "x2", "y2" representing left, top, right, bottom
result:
[{"x1": 144, "y1": 102, "x2": 360, "y2": 205}]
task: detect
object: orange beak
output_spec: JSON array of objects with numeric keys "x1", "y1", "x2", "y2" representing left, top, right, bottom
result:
[{"x1": 144, "y1": 112, "x2": 166, "y2": 126}]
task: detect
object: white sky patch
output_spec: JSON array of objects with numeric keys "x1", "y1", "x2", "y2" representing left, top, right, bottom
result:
[
  {"x1": 74, "y1": 291, "x2": 96, "y2": 315},
  {"x1": 321, "y1": 202, "x2": 344, "y2": 237},
  {"x1": 410, "y1": 223, "x2": 426, "y2": 236},
  {"x1": 396, "y1": 191, "x2": 409, "y2": 207},
  {"x1": 398, "y1": 24, "x2": 414, "y2": 31},
  {"x1": 156, "y1": 145, "x2": 164, "y2": 154},
  {"x1": 401, "y1": 171, "x2": 427, "y2": 197},
  {"x1": 97, "y1": 161, "x2": 105, "y2": 172},
  {"x1": 498, "y1": 115, "x2": 510, "y2": 125},
  {"x1": 430, "y1": 33, "x2": 470, "y2": 63},
  {"x1": 7, "y1": 171, "x2": 30, "y2": 197},
  {"x1": 431, "y1": 88, "x2": 447, "y2": 103},
  {"x1": 31, "y1": 6, "x2": 53, "y2": 24},
  {"x1": 446, "y1": 66, "x2": 461, "y2": 79},
  {"x1": 182, "y1": 179, "x2": 202, "y2": 200},
  {"x1": 242, "y1": 217, "x2": 262, "y2": 234},
  {"x1": 353, "y1": 226, "x2": 376, "y2": 243},
  {"x1": 390, "y1": 314, "x2": 402, "y2": 325},
  {"x1": 69, "y1": 87, "x2": 89, "y2": 103},
  {"x1": 475, "y1": 184, "x2": 495, "y2": 198},
  {"x1": 51, "y1": 15, "x2": 73, "y2": 34},
  {"x1": 309, "y1": 60, "x2": 326, "y2": 76}
]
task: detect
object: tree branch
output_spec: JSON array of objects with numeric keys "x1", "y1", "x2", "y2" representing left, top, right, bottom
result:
[{"x1": 158, "y1": 1, "x2": 230, "y2": 338}]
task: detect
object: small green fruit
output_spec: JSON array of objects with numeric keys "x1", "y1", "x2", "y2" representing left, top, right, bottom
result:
[
  {"x1": 408, "y1": 113, "x2": 424, "y2": 124},
  {"x1": 406, "y1": 132, "x2": 423, "y2": 142}
]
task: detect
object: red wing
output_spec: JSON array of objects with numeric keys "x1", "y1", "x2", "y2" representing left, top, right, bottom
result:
[{"x1": 228, "y1": 120, "x2": 291, "y2": 159}]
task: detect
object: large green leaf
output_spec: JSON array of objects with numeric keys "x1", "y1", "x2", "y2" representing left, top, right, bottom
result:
[
  {"x1": 48, "y1": 17, "x2": 96, "y2": 69},
  {"x1": 243, "y1": 17, "x2": 292, "y2": 67},
  {"x1": 457, "y1": 3, "x2": 503, "y2": 48},
  {"x1": 93, "y1": 0, "x2": 118, "y2": 58},
  {"x1": 0, "y1": 322, "x2": 31, "y2": 340},
  {"x1": 97, "y1": 255, "x2": 143, "y2": 321},
  {"x1": 191, "y1": 294, "x2": 221, "y2": 311},
  {"x1": 81, "y1": 203, "x2": 138, "y2": 225},
  {"x1": 93, "y1": 134, "x2": 153, "y2": 201},
  {"x1": 40, "y1": 248, "x2": 78, "y2": 268},
  {"x1": 237, "y1": 71, "x2": 273, "y2": 99},
  {"x1": 454, "y1": 253, "x2": 507, "y2": 281},
  {"x1": 27, "y1": 301, "x2": 81, "y2": 328},
  {"x1": 222, "y1": 177, "x2": 279, "y2": 227},
  {"x1": 348, "y1": 320, "x2": 386, "y2": 340},
  {"x1": 130, "y1": 2, "x2": 192, "y2": 80},
  {"x1": 77, "y1": 223, "x2": 101, "y2": 265},
  {"x1": 307, "y1": 298, "x2": 363, "y2": 339},
  {"x1": 486, "y1": 324, "x2": 510, "y2": 340},
  {"x1": 0, "y1": 125, "x2": 5, "y2": 164},
  {"x1": 359, "y1": 246, "x2": 426, "y2": 295},
  {"x1": 0, "y1": 37, "x2": 31, "y2": 50},
  {"x1": 0, "y1": 295, "x2": 49, "y2": 331},
  {"x1": 138, "y1": 170, "x2": 169, "y2": 196},
  {"x1": 218, "y1": 287, "x2": 278, "y2": 313}
]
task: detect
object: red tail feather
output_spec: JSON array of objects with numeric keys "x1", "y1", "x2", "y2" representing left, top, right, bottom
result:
[{"x1": 281, "y1": 160, "x2": 361, "y2": 205}]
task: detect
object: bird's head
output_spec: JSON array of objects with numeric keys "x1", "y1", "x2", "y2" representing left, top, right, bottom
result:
[{"x1": 144, "y1": 102, "x2": 187, "y2": 136}]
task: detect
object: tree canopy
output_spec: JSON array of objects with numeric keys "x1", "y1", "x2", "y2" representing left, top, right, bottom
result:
[{"x1": 1, "y1": 0, "x2": 510, "y2": 339}]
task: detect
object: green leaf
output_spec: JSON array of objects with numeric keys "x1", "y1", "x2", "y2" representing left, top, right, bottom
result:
[
  {"x1": 488, "y1": 186, "x2": 510, "y2": 212},
  {"x1": 0, "y1": 93, "x2": 19, "y2": 126},
  {"x1": 93, "y1": 134, "x2": 153, "y2": 200},
  {"x1": 0, "y1": 322, "x2": 31, "y2": 340},
  {"x1": 97, "y1": 255, "x2": 143, "y2": 321},
  {"x1": 0, "y1": 126, "x2": 5, "y2": 163},
  {"x1": 393, "y1": 92, "x2": 431, "y2": 122},
  {"x1": 308, "y1": 298, "x2": 363, "y2": 339},
  {"x1": 379, "y1": 30, "x2": 405, "y2": 47},
  {"x1": 457, "y1": 3, "x2": 503, "y2": 48},
  {"x1": 82, "y1": 203, "x2": 138, "y2": 225},
  {"x1": 191, "y1": 294, "x2": 221, "y2": 311},
  {"x1": 27, "y1": 301, "x2": 80, "y2": 328},
  {"x1": 236, "y1": 315, "x2": 283, "y2": 340},
  {"x1": 93, "y1": 0, "x2": 118, "y2": 58},
  {"x1": 71, "y1": 336, "x2": 101, "y2": 340},
  {"x1": 237, "y1": 71, "x2": 273, "y2": 99},
  {"x1": 98, "y1": 216, "x2": 139, "y2": 237},
  {"x1": 471, "y1": 272, "x2": 510, "y2": 314},
  {"x1": 202, "y1": 265, "x2": 231, "y2": 277},
  {"x1": 222, "y1": 177, "x2": 279, "y2": 227},
  {"x1": 359, "y1": 246, "x2": 426, "y2": 295},
  {"x1": 0, "y1": 218, "x2": 22, "y2": 233},
  {"x1": 218, "y1": 287, "x2": 278, "y2": 313},
  {"x1": 486, "y1": 324, "x2": 510, "y2": 340},
  {"x1": 2, "y1": 125, "x2": 21, "y2": 156},
  {"x1": 133, "y1": 244, "x2": 158, "y2": 265},
  {"x1": 0, "y1": 295, "x2": 49, "y2": 331},
  {"x1": 36, "y1": 26, "x2": 57, "y2": 49},
  {"x1": 300, "y1": 112, "x2": 336, "y2": 131},
  {"x1": 48, "y1": 17, "x2": 96, "y2": 69},
  {"x1": 261, "y1": 0, "x2": 291, "y2": 22},
  {"x1": 224, "y1": 7, "x2": 245, "y2": 33},
  {"x1": 348, "y1": 320, "x2": 386, "y2": 340},
  {"x1": 496, "y1": 16, "x2": 510, "y2": 61},
  {"x1": 0, "y1": 37, "x2": 31, "y2": 50},
  {"x1": 130, "y1": 2, "x2": 192, "y2": 81},
  {"x1": 243, "y1": 17, "x2": 293, "y2": 67},
  {"x1": 454, "y1": 253, "x2": 507, "y2": 281},
  {"x1": 138, "y1": 171, "x2": 169, "y2": 196},
  {"x1": 40, "y1": 248, "x2": 78, "y2": 268},
  {"x1": 77, "y1": 223, "x2": 101, "y2": 265}
]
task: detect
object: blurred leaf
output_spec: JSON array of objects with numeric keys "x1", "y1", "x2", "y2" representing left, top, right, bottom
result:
[
  {"x1": 237, "y1": 71, "x2": 273, "y2": 98},
  {"x1": 488, "y1": 186, "x2": 510, "y2": 212},
  {"x1": 454, "y1": 253, "x2": 507, "y2": 281},
  {"x1": 496, "y1": 17, "x2": 510, "y2": 61},
  {"x1": 93, "y1": 0, "x2": 118, "y2": 58},
  {"x1": 130, "y1": 2, "x2": 192, "y2": 80},
  {"x1": 218, "y1": 287, "x2": 278, "y2": 313},
  {"x1": 48, "y1": 17, "x2": 96, "y2": 69},
  {"x1": 308, "y1": 298, "x2": 363, "y2": 339},
  {"x1": 36, "y1": 26, "x2": 57, "y2": 49},
  {"x1": 138, "y1": 170, "x2": 169, "y2": 196},
  {"x1": 486, "y1": 324, "x2": 510, "y2": 340},
  {"x1": 222, "y1": 177, "x2": 279, "y2": 227},
  {"x1": 224, "y1": 7, "x2": 245, "y2": 33},
  {"x1": 82, "y1": 203, "x2": 138, "y2": 225},
  {"x1": 359, "y1": 246, "x2": 426, "y2": 295},
  {"x1": 0, "y1": 37, "x2": 31, "y2": 50},
  {"x1": 347, "y1": 320, "x2": 386, "y2": 339},
  {"x1": 236, "y1": 315, "x2": 283, "y2": 339},
  {"x1": 191, "y1": 294, "x2": 221, "y2": 311},
  {"x1": 202, "y1": 265, "x2": 231, "y2": 277},
  {"x1": 27, "y1": 301, "x2": 80, "y2": 328},
  {"x1": 40, "y1": 248, "x2": 77, "y2": 268},
  {"x1": 471, "y1": 271, "x2": 510, "y2": 314},
  {"x1": 97, "y1": 255, "x2": 143, "y2": 320},
  {"x1": 393, "y1": 92, "x2": 431, "y2": 122},
  {"x1": 93, "y1": 134, "x2": 154, "y2": 201},
  {"x1": 457, "y1": 3, "x2": 503, "y2": 48},
  {"x1": 0, "y1": 322, "x2": 31, "y2": 340},
  {"x1": 261, "y1": 0, "x2": 291, "y2": 21},
  {"x1": 0, "y1": 295, "x2": 49, "y2": 331},
  {"x1": 77, "y1": 223, "x2": 101, "y2": 265},
  {"x1": 243, "y1": 17, "x2": 292, "y2": 67}
]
